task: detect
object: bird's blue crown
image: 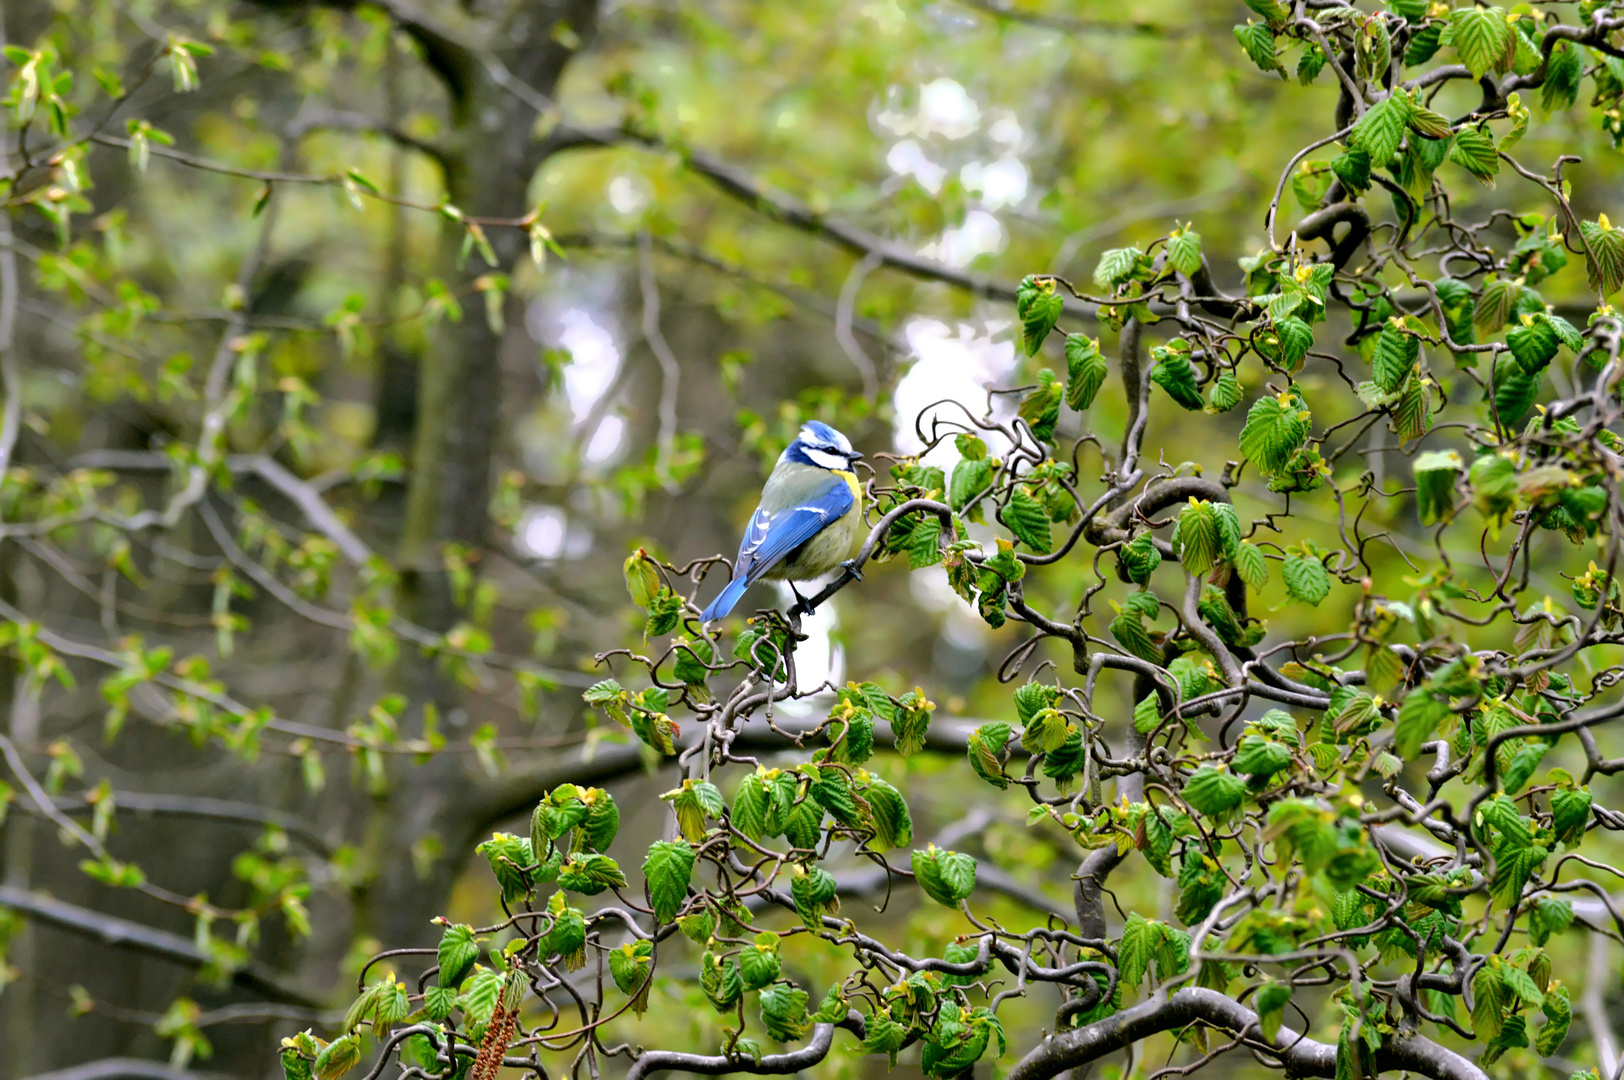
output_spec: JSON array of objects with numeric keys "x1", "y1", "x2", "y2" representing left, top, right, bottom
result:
[{"x1": 783, "y1": 421, "x2": 859, "y2": 471}]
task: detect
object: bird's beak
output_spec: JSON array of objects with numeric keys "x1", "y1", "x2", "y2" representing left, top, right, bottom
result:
[{"x1": 848, "y1": 450, "x2": 864, "y2": 461}]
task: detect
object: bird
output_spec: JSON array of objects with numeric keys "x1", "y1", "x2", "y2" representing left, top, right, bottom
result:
[{"x1": 700, "y1": 420, "x2": 866, "y2": 623}]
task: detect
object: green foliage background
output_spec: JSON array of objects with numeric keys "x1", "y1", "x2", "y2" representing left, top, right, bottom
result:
[{"x1": 4, "y1": 1, "x2": 1624, "y2": 1079}]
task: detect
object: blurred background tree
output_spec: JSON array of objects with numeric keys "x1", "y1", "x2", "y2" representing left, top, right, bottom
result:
[{"x1": 4, "y1": 0, "x2": 1624, "y2": 1078}]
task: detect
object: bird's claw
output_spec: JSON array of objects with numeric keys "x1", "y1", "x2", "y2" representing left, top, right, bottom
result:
[{"x1": 839, "y1": 559, "x2": 865, "y2": 581}]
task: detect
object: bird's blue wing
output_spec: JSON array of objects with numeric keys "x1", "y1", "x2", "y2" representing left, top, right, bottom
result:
[{"x1": 736, "y1": 473, "x2": 854, "y2": 585}]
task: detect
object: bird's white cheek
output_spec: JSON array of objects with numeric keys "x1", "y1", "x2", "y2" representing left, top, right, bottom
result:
[{"x1": 802, "y1": 448, "x2": 848, "y2": 471}]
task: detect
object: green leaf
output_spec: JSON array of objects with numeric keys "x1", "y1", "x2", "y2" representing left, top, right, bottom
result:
[
  {"x1": 1542, "y1": 39, "x2": 1582, "y2": 113},
  {"x1": 1452, "y1": 5, "x2": 1513, "y2": 80},
  {"x1": 1018, "y1": 371, "x2": 1062, "y2": 442},
  {"x1": 1474, "y1": 276, "x2": 1523, "y2": 335},
  {"x1": 1536, "y1": 984, "x2": 1571, "y2": 1055},
  {"x1": 1094, "y1": 246, "x2": 1148, "y2": 289},
  {"x1": 908, "y1": 514, "x2": 943, "y2": 570},
  {"x1": 1581, "y1": 216, "x2": 1624, "y2": 296},
  {"x1": 912, "y1": 845, "x2": 977, "y2": 907},
  {"x1": 1064, "y1": 335, "x2": 1109, "y2": 409},
  {"x1": 1471, "y1": 962, "x2": 1508, "y2": 1040},
  {"x1": 967, "y1": 722, "x2": 1013, "y2": 789},
  {"x1": 1233, "y1": 734, "x2": 1293, "y2": 776},
  {"x1": 1350, "y1": 92, "x2": 1410, "y2": 168},
  {"x1": 1149, "y1": 349, "x2": 1204, "y2": 410},
  {"x1": 1110, "y1": 610, "x2": 1162, "y2": 664},
  {"x1": 1413, "y1": 450, "x2": 1463, "y2": 526},
  {"x1": 313, "y1": 1035, "x2": 359, "y2": 1080},
  {"x1": 1120, "y1": 531, "x2": 1162, "y2": 585},
  {"x1": 1015, "y1": 276, "x2": 1064, "y2": 356},
  {"x1": 790, "y1": 865, "x2": 839, "y2": 929},
  {"x1": 437, "y1": 924, "x2": 480, "y2": 988},
  {"x1": 672, "y1": 636, "x2": 715, "y2": 687},
  {"x1": 1273, "y1": 316, "x2": 1312, "y2": 370},
  {"x1": 1205, "y1": 369, "x2": 1243, "y2": 413},
  {"x1": 732, "y1": 771, "x2": 772, "y2": 840},
  {"x1": 1256, "y1": 981, "x2": 1293, "y2": 1041},
  {"x1": 558, "y1": 852, "x2": 627, "y2": 895},
  {"x1": 1173, "y1": 499, "x2": 1222, "y2": 576},
  {"x1": 1166, "y1": 229, "x2": 1202, "y2": 277},
  {"x1": 863, "y1": 776, "x2": 913, "y2": 852},
  {"x1": 1004, "y1": 488, "x2": 1053, "y2": 553},
  {"x1": 1394, "y1": 689, "x2": 1448, "y2": 759},
  {"x1": 1234, "y1": 541, "x2": 1269, "y2": 588},
  {"x1": 623, "y1": 550, "x2": 661, "y2": 608},
  {"x1": 643, "y1": 839, "x2": 695, "y2": 922},
  {"x1": 1550, "y1": 785, "x2": 1592, "y2": 846},
  {"x1": 1282, "y1": 552, "x2": 1331, "y2": 605},
  {"x1": 1233, "y1": 21, "x2": 1282, "y2": 73},
  {"x1": 949, "y1": 457, "x2": 994, "y2": 515},
  {"x1": 862, "y1": 1008, "x2": 909, "y2": 1064},
  {"x1": 1330, "y1": 148, "x2": 1371, "y2": 193},
  {"x1": 1490, "y1": 356, "x2": 1540, "y2": 428},
  {"x1": 1530, "y1": 896, "x2": 1573, "y2": 946},
  {"x1": 1116, "y1": 913, "x2": 1160, "y2": 993},
  {"x1": 423, "y1": 984, "x2": 458, "y2": 1022},
  {"x1": 1372, "y1": 322, "x2": 1420, "y2": 394},
  {"x1": 740, "y1": 934, "x2": 783, "y2": 991},
  {"x1": 1297, "y1": 43, "x2": 1327, "y2": 84},
  {"x1": 1183, "y1": 766, "x2": 1247, "y2": 817},
  {"x1": 759, "y1": 982, "x2": 810, "y2": 1042},
  {"x1": 700, "y1": 952, "x2": 743, "y2": 1012},
  {"x1": 1404, "y1": 22, "x2": 1442, "y2": 65},
  {"x1": 1448, "y1": 124, "x2": 1499, "y2": 185},
  {"x1": 1540, "y1": 311, "x2": 1583, "y2": 352},
  {"x1": 1239, "y1": 393, "x2": 1311, "y2": 474}
]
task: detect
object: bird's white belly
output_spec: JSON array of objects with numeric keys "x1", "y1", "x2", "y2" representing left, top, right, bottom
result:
[{"x1": 762, "y1": 506, "x2": 861, "y2": 582}]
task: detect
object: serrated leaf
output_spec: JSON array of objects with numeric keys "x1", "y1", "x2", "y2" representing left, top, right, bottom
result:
[
  {"x1": 966, "y1": 722, "x2": 1012, "y2": 789},
  {"x1": 1490, "y1": 356, "x2": 1540, "y2": 428},
  {"x1": 1167, "y1": 229, "x2": 1203, "y2": 277},
  {"x1": 1580, "y1": 216, "x2": 1624, "y2": 296},
  {"x1": 1452, "y1": 5, "x2": 1513, "y2": 80},
  {"x1": 1413, "y1": 450, "x2": 1462, "y2": 526},
  {"x1": 1350, "y1": 92, "x2": 1409, "y2": 168},
  {"x1": 1373, "y1": 322, "x2": 1420, "y2": 393},
  {"x1": 1550, "y1": 786, "x2": 1592, "y2": 846},
  {"x1": 1183, "y1": 766, "x2": 1247, "y2": 817},
  {"x1": 1474, "y1": 277, "x2": 1523, "y2": 335},
  {"x1": 1093, "y1": 247, "x2": 1146, "y2": 289},
  {"x1": 1282, "y1": 553, "x2": 1331, "y2": 605},
  {"x1": 643, "y1": 840, "x2": 695, "y2": 923},
  {"x1": 1004, "y1": 488, "x2": 1053, "y2": 553},
  {"x1": 1448, "y1": 124, "x2": 1499, "y2": 185},
  {"x1": 1016, "y1": 276, "x2": 1064, "y2": 356},
  {"x1": 1239, "y1": 393, "x2": 1311, "y2": 474},
  {"x1": 1149, "y1": 350, "x2": 1204, "y2": 410},
  {"x1": 949, "y1": 457, "x2": 994, "y2": 514},
  {"x1": 1394, "y1": 689, "x2": 1448, "y2": 758},
  {"x1": 437, "y1": 924, "x2": 480, "y2": 988},
  {"x1": 1206, "y1": 369, "x2": 1243, "y2": 412},
  {"x1": 863, "y1": 777, "x2": 913, "y2": 852},
  {"x1": 1174, "y1": 499, "x2": 1223, "y2": 576},
  {"x1": 1233, "y1": 21, "x2": 1282, "y2": 73},
  {"x1": 1233, "y1": 734, "x2": 1293, "y2": 776},
  {"x1": 912, "y1": 845, "x2": 977, "y2": 907},
  {"x1": 1120, "y1": 531, "x2": 1162, "y2": 584},
  {"x1": 1542, "y1": 39, "x2": 1582, "y2": 113},
  {"x1": 1064, "y1": 334, "x2": 1109, "y2": 409},
  {"x1": 1234, "y1": 541, "x2": 1269, "y2": 588}
]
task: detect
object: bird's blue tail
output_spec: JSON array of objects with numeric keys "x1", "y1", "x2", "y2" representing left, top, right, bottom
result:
[{"x1": 700, "y1": 576, "x2": 749, "y2": 623}]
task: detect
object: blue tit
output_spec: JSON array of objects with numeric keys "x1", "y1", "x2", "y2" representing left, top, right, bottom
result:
[{"x1": 700, "y1": 420, "x2": 866, "y2": 622}]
